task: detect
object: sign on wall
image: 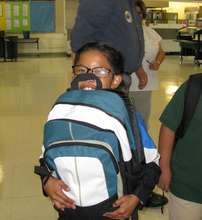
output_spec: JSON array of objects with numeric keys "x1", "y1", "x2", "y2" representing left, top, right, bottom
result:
[
  {"x1": 0, "y1": 1, "x2": 6, "y2": 31},
  {"x1": 6, "y1": 1, "x2": 30, "y2": 33},
  {"x1": 0, "y1": 0, "x2": 55, "y2": 33}
]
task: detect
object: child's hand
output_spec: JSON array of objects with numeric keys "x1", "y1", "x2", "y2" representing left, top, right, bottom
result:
[
  {"x1": 103, "y1": 194, "x2": 139, "y2": 219},
  {"x1": 158, "y1": 166, "x2": 172, "y2": 191},
  {"x1": 43, "y1": 176, "x2": 76, "y2": 210}
]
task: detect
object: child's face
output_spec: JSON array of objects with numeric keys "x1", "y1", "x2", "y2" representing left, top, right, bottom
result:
[{"x1": 73, "y1": 50, "x2": 122, "y2": 89}]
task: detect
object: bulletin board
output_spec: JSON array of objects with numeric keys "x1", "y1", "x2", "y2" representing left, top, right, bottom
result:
[
  {"x1": 0, "y1": 1, "x2": 6, "y2": 31},
  {"x1": 6, "y1": 1, "x2": 30, "y2": 33},
  {"x1": 30, "y1": 1, "x2": 55, "y2": 32}
]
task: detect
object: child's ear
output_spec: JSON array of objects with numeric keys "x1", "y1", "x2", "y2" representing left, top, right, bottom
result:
[{"x1": 111, "y1": 75, "x2": 123, "y2": 89}]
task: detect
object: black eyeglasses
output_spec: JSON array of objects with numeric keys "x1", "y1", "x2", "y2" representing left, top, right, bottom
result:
[{"x1": 72, "y1": 65, "x2": 112, "y2": 77}]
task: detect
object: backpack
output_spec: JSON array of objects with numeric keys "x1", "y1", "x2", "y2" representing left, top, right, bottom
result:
[
  {"x1": 35, "y1": 89, "x2": 158, "y2": 219},
  {"x1": 176, "y1": 73, "x2": 202, "y2": 140}
]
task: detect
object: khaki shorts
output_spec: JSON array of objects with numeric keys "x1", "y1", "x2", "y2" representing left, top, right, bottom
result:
[{"x1": 169, "y1": 193, "x2": 202, "y2": 220}]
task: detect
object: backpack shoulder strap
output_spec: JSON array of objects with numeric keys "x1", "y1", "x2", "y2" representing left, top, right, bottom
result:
[
  {"x1": 176, "y1": 73, "x2": 202, "y2": 139},
  {"x1": 119, "y1": 93, "x2": 146, "y2": 164}
]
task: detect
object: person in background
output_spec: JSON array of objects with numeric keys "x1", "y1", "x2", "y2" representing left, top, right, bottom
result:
[
  {"x1": 129, "y1": 0, "x2": 165, "y2": 126},
  {"x1": 158, "y1": 80, "x2": 202, "y2": 220},
  {"x1": 70, "y1": 0, "x2": 147, "y2": 91}
]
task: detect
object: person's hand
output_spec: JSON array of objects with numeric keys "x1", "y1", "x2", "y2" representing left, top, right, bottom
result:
[
  {"x1": 43, "y1": 176, "x2": 76, "y2": 210},
  {"x1": 158, "y1": 167, "x2": 172, "y2": 191},
  {"x1": 149, "y1": 61, "x2": 160, "y2": 71},
  {"x1": 135, "y1": 67, "x2": 148, "y2": 90},
  {"x1": 103, "y1": 194, "x2": 139, "y2": 219}
]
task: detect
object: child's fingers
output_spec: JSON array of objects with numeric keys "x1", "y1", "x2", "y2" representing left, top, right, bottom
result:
[
  {"x1": 56, "y1": 190, "x2": 76, "y2": 209},
  {"x1": 58, "y1": 180, "x2": 70, "y2": 191},
  {"x1": 52, "y1": 192, "x2": 76, "y2": 209},
  {"x1": 45, "y1": 177, "x2": 76, "y2": 209},
  {"x1": 103, "y1": 208, "x2": 125, "y2": 219},
  {"x1": 52, "y1": 200, "x2": 65, "y2": 211},
  {"x1": 113, "y1": 196, "x2": 126, "y2": 207}
]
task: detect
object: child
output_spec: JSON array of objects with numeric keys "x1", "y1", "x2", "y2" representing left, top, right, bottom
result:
[
  {"x1": 158, "y1": 75, "x2": 202, "y2": 220},
  {"x1": 36, "y1": 42, "x2": 160, "y2": 220}
]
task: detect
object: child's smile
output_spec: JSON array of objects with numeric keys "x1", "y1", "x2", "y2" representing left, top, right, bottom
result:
[{"x1": 78, "y1": 80, "x2": 97, "y2": 90}]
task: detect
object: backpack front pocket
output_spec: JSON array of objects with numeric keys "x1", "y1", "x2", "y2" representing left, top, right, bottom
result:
[{"x1": 44, "y1": 140, "x2": 119, "y2": 207}]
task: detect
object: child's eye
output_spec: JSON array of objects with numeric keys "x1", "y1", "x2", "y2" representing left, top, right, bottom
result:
[
  {"x1": 73, "y1": 66, "x2": 88, "y2": 75},
  {"x1": 77, "y1": 68, "x2": 87, "y2": 74},
  {"x1": 93, "y1": 68, "x2": 111, "y2": 77}
]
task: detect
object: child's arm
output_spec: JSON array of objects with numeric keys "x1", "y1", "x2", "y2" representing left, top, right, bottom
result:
[
  {"x1": 35, "y1": 154, "x2": 76, "y2": 210},
  {"x1": 131, "y1": 112, "x2": 161, "y2": 204},
  {"x1": 103, "y1": 194, "x2": 139, "y2": 219},
  {"x1": 43, "y1": 176, "x2": 76, "y2": 210},
  {"x1": 115, "y1": 98, "x2": 161, "y2": 208},
  {"x1": 158, "y1": 124, "x2": 175, "y2": 191}
]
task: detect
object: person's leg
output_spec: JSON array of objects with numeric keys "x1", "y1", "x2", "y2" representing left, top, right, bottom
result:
[
  {"x1": 169, "y1": 192, "x2": 202, "y2": 220},
  {"x1": 129, "y1": 91, "x2": 152, "y2": 127}
]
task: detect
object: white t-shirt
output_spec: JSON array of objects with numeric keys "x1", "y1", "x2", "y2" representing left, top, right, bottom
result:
[{"x1": 130, "y1": 25, "x2": 162, "y2": 91}]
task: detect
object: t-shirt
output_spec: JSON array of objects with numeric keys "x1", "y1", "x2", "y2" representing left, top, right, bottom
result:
[
  {"x1": 160, "y1": 82, "x2": 202, "y2": 204},
  {"x1": 130, "y1": 25, "x2": 162, "y2": 91},
  {"x1": 70, "y1": 0, "x2": 144, "y2": 73}
]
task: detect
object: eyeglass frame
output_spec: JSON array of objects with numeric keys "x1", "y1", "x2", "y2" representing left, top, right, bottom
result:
[{"x1": 72, "y1": 65, "x2": 113, "y2": 77}]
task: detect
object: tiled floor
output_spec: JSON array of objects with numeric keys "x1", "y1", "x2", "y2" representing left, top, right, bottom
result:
[{"x1": 0, "y1": 55, "x2": 201, "y2": 220}]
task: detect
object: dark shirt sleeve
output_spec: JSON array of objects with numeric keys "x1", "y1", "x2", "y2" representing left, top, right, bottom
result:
[
  {"x1": 133, "y1": 162, "x2": 161, "y2": 204},
  {"x1": 122, "y1": 94, "x2": 161, "y2": 204},
  {"x1": 71, "y1": 0, "x2": 115, "y2": 52},
  {"x1": 160, "y1": 82, "x2": 187, "y2": 132}
]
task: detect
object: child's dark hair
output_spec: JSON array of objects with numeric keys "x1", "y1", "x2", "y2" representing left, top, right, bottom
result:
[{"x1": 74, "y1": 42, "x2": 125, "y2": 75}]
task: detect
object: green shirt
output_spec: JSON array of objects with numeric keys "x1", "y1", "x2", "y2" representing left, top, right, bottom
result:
[{"x1": 160, "y1": 82, "x2": 202, "y2": 203}]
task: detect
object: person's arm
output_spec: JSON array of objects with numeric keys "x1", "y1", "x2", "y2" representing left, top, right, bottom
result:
[
  {"x1": 158, "y1": 125, "x2": 175, "y2": 191},
  {"x1": 103, "y1": 162, "x2": 160, "y2": 220},
  {"x1": 35, "y1": 145, "x2": 76, "y2": 210},
  {"x1": 123, "y1": 96, "x2": 160, "y2": 199},
  {"x1": 103, "y1": 111, "x2": 160, "y2": 219},
  {"x1": 43, "y1": 176, "x2": 76, "y2": 210},
  {"x1": 131, "y1": 112, "x2": 161, "y2": 204},
  {"x1": 103, "y1": 194, "x2": 139, "y2": 219},
  {"x1": 150, "y1": 44, "x2": 165, "y2": 71}
]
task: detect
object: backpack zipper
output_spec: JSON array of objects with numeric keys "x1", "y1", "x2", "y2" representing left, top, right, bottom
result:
[
  {"x1": 46, "y1": 140, "x2": 119, "y2": 173},
  {"x1": 69, "y1": 122, "x2": 82, "y2": 206}
]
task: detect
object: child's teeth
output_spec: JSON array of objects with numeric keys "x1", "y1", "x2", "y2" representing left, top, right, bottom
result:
[{"x1": 84, "y1": 87, "x2": 93, "y2": 90}]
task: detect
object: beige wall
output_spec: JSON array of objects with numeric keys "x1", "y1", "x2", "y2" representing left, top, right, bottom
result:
[
  {"x1": 55, "y1": 0, "x2": 65, "y2": 33},
  {"x1": 145, "y1": 0, "x2": 169, "y2": 8}
]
